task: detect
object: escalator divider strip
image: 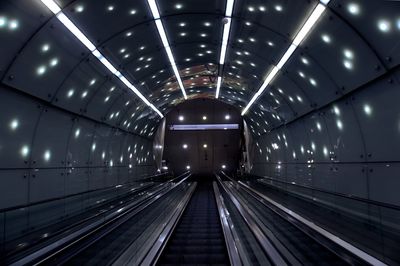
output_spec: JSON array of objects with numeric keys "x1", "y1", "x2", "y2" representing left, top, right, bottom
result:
[
  {"x1": 215, "y1": 175, "x2": 289, "y2": 266},
  {"x1": 212, "y1": 181, "x2": 244, "y2": 266},
  {"x1": 12, "y1": 174, "x2": 191, "y2": 266},
  {"x1": 232, "y1": 176, "x2": 387, "y2": 266},
  {"x1": 119, "y1": 182, "x2": 197, "y2": 265}
]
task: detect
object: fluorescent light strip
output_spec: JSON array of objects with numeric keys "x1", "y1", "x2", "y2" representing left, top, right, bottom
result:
[
  {"x1": 215, "y1": 76, "x2": 222, "y2": 98},
  {"x1": 241, "y1": 1, "x2": 330, "y2": 116},
  {"x1": 40, "y1": 0, "x2": 163, "y2": 118},
  {"x1": 216, "y1": 0, "x2": 235, "y2": 99},
  {"x1": 148, "y1": 0, "x2": 187, "y2": 100},
  {"x1": 170, "y1": 124, "x2": 239, "y2": 130}
]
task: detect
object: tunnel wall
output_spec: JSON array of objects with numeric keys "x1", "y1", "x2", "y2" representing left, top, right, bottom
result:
[
  {"x1": 0, "y1": 85, "x2": 155, "y2": 210},
  {"x1": 250, "y1": 68, "x2": 400, "y2": 207}
]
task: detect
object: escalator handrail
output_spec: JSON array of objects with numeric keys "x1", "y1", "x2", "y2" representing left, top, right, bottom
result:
[
  {"x1": 243, "y1": 173, "x2": 400, "y2": 211},
  {"x1": 0, "y1": 171, "x2": 173, "y2": 214},
  {"x1": 5, "y1": 173, "x2": 188, "y2": 262},
  {"x1": 3, "y1": 182, "x2": 155, "y2": 260},
  {"x1": 212, "y1": 181, "x2": 244, "y2": 266},
  {"x1": 223, "y1": 173, "x2": 387, "y2": 266},
  {"x1": 215, "y1": 174, "x2": 288, "y2": 266},
  {"x1": 136, "y1": 182, "x2": 197, "y2": 266},
  {"x1": 9, "y1": 173, "x2": 192, "y2": 266}
]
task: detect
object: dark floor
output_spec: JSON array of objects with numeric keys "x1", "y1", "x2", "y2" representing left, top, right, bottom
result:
[{"x1": 157, "y1": 177, "x2": 229, "y2": 265}]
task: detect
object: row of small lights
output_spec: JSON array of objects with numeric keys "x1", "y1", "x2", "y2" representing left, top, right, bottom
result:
[
  {"x1": 185, "y1": 164, "x2": 226, "y2": 169},
  {"x1": 163, "y1": 164, "x2": 226, "y2": 170},
  {"x1": 178, "y1": 114, "x2": 231, "y2": 121}
]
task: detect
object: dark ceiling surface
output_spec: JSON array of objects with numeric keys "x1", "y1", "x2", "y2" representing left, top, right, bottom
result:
[{"x1": 0, "y1": 0, "x2": 399, "y2": 138}]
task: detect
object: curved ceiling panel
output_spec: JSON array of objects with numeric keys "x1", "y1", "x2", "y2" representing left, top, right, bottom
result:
[{"x1": 0, "y1": 0, "x2": 398, "y2": 139}]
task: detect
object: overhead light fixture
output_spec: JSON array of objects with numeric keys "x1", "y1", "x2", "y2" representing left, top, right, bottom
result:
[
  {"x1": 40, "y1": 0, "x2": 163, "y2": 118},
  {"x1": 215, "y1": 76, "x2": 222, "y2": 98},
  {"x1": 241, "y1": 0, "x2": 330, "y2": 116},
  {"x1": 215, "y1": 0, "x2": 235, "y2": 98},
  {"x1": 169, "y1": 123, "x2": 239, "y2": 130},
  {"x1": 147, "y1": 0, "x2": 187, "y2": 100}
]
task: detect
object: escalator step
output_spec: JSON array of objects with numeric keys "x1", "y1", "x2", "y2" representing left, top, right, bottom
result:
[
  {"x1": 162, "y1": 253, "x2": 228, "y2": 264},
  {"x1": 157, "y1": 181, "x2": 229, "y2": 265},
  {"x1": 167, "y1": 245, "x2": 226, "y2": 254}
]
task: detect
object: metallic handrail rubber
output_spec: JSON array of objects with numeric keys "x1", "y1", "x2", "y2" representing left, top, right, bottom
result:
[
  {"x1": 223, "y1": 173, "x2": 387, "y2": 266},
  {"x1": 215, "y1": 174, "x2": 289, "y2": 266},
  {"x1": 212, "y1": 181, "x2": 244, "y2": 266},
  {"x1": 132, "y1": 182, "x2": 197, "y2": 266},
  {"x1": 10, "y1": 173, "x2": 192, "y2": 266}
]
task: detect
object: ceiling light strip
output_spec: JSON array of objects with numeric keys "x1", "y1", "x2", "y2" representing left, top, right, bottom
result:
[
  {"x1": 216, "y1": 0, "x2": 235, "y2": 99},
  {"x1": 40, "y1": 0, "x2": 163, "y2": 118},
  {"x1": 148, "y1": 0, "x2": 187, "y2": 100},
  {"x1": 241, "y1": 1, "x2": 330, "y2": 116}
]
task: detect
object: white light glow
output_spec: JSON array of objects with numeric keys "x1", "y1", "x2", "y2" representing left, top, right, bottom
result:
[
  {"x1": 202, "y1": 115, "x2": 207, "y2": 120},
  {"x1": 203, "y1": 144, "x2": 208, "y2": 148},
  {"x1": 0, "y1": 17, "x2": 6, "y2": 28},
  {"x1": 336, "y1": 119, "x2": 343, "y2": 130},
  {"x1": 186, "y1": 165, "x2": 191, "y2": 170},
  {"x1": 222, "y1": 164, "x2": 226, "y2": 169},
  {"x1": 75, "y1": 128, "x2": 80, "y2": 138},
  {"x1": 363, "y1": 104, "x2": 372, "y2": 116},
  {"x1": 293, "y1": 4, "x2": 326, "y2": 46},
  {"x1": 21, "y1": 145, "x2": 29, "y2": 157},
  {"x1": 183, "y1": 144, "x2": 188, "y2": 149},
  {"x1": 37, "y1": 66, "x2": 46, "y2": 75},
  {"x1": 343, "y1": 49, "x2": 354, "y2": 59},
  {"x1": 378, "y1": 19, "x2": 391, "y2": 32},
  {"x1": 42, "y1": 44, "x2": 50, "y2": 52},
  {"x1": 215, "y1": 76, "x2": 222, "y2": 98},
  {"x1": 225, "y1": 114, "x2": 230, "y2": 120},
  {"x1": 10, "y1": 119, "x2": 19, "y2": 130},
  {"x1": 179, "y1": 115, "x2": 184, "y2": 121},
  {"x1": 347, "y1": 3, "x2": 360, "y2": 15},
  {"x1": 321, "y1": 34, "x2": 331, "y2": 43},
  {"x1": 40, "y1": 0, "x2": 61, "y2": 13},
  {"x1": 343, "y1": 60, "x2": 353, "y2": 70},
  {"x1": 44, "y1": 150, "x2": 51, "y2": 161},
  {"x1": 215, "y1": 0, "x2": 235, "y2": 98}
]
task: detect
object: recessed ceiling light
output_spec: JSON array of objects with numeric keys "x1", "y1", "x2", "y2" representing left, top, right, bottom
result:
[
  {"x1": 175, "y1": 3, "x2": 183, "y2": 9},
  {"x1": 347, "y1": 3, "x2": 360, "y2": 15},
  {"x1": 377, "y1": 19, "x2": 391, "y2": 32},
  {"x1": 321, "y1": 34, "x2": 331, "y2": 43},
  {"x1": 41, "y1": 44, "x2": 50, "y2": 52},
  {"x1": 76, "y1": 5, "x2": 84, "y2": 12}
]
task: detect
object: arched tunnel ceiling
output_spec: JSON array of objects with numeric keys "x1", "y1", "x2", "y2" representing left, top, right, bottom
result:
[{"x1": 0, "y1": 0, "x2": 399, "y2": 138}]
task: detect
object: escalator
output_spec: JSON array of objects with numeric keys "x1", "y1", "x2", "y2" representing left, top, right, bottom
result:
[{"x1": 157, "y1": 180, "x2": 229, "y2": 265}]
